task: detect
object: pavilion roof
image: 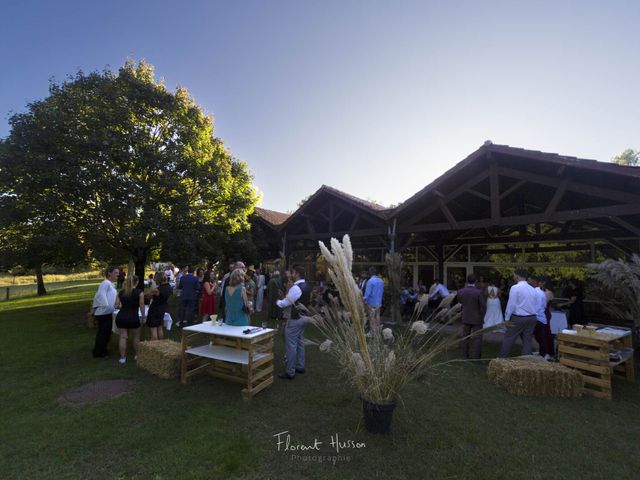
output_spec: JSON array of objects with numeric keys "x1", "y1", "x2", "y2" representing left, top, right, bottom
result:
[
  {"x1": 391, "y1": 141, "x2": 640, "y2": 216},
  {"x1": 254, "y1": 207, "x2": 290, "y2": 227}
]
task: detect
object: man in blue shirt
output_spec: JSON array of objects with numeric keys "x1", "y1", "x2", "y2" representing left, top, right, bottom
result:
[
  {"x1": 364, "y1": 266, "x2": 384, "y2": 333},
  {"x1": 400, "y1": 286, "x2": 417, "y2": 321},
  {"x1": 177, "y1": 266, "x2": 199, "y2": 327}
]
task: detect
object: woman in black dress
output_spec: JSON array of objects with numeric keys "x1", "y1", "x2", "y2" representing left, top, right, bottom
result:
[
  {"x1": 146, "y1": 272, "x2": 173, "y2": 340},
  {"x1": 115, "y1": 275, "x2": 145, "y2": 364},
  {"x1": 560, "y1": 279, "x2": 584, "y2": 327}
]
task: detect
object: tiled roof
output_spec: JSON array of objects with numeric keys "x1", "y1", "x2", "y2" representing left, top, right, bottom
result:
[
  {"x1": 487, "y1": 142, "x2": 640, "y2": 176},
  {"x1": 254, "y1": 207, "x2": 290, "y2": 226},
  {"x1": 320, "y1": 185, "x2": 387, "y2": 213},
  {"x1": 391, "y1": 141, "x2": 640, "y2": 215}
]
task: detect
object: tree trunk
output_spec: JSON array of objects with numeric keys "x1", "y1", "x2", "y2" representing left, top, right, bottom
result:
[
  {"x1": 134, "y1": 249, "x2": 147, "y2": 290},
  {"x1": 391, "y1": 303, "x2": 400, "y2": 324},
  {"x1": 35, "y1": 264, "x2": 47, "y2": 296}
]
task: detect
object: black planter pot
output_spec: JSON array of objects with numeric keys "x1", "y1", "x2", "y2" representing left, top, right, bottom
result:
[{"x1": 362, "y1": 398, "x2": 396, "y2": 434}]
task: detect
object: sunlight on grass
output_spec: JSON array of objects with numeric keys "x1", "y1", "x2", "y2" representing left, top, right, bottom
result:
[{"x1": 0, "y1": 285, "x2": 95, "y2": 313}]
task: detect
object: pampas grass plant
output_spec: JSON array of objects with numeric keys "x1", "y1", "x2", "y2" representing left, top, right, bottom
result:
[
  {"x1": 588, "y1": 255, "x2": 640, "y2": 348},
  {"x1": 311, "y1": 235, "x2": 463, "y2": 405},
  {"x1": 588, "y1": 255, "x2": 640, "y2": 327}
]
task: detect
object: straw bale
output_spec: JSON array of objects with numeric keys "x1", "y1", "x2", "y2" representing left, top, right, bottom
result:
[
  {"x1": 487, "y1": 356, "x2": 583, "y2": 398},
  {"x1": 137, "y1": 340, "x2": 183, "y2": 379}
]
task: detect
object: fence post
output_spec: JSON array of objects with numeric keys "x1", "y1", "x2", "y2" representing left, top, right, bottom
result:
[{"x1": 5, "y1": 287, "x2": 9, "y2": 301}]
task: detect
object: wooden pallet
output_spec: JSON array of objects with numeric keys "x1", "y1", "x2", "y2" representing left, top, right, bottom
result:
[{"x1": 558, "y1": 325, "x2": 634, "y2": 400}]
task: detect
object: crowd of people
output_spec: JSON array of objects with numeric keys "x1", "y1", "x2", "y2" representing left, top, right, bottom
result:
[
  {"x1": 91, "y1": 261, "x2": 310, "y2": 372},
  {"x1": 356, "y1": 267, "x2": 585, "y2": 361},
  {"x1": 92, "y1": 260, "x2": 585, "y2": 370},
  {"x1": 447, "y1": 270, "x2": 584, "y2": 361},
  {"x1": 93, "y1": 268, "x2": 176, "y2": 364}
]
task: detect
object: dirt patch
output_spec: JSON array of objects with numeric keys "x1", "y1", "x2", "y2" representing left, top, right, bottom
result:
[{"x1": 58, "y1": 379, "x2": 136, "y2": 407}]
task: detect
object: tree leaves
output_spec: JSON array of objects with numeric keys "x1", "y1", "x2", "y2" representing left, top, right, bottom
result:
[{"x1": 1, "y1": 60, "x2": 259, "y2": 274}]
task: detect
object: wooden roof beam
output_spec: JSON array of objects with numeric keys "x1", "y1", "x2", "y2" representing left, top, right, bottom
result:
[
  {"x1": 604, "y1": 238, "x2": 634, "y2": 256},
  {"x1": 305, "y1": 218, "x2": 317, "y2": 240},
  {"x1": 498, "y1": 166, "x2": 640, "y2": 205},
  {"x1": 402, "y1": 172, "x2": 490, "y2": 226},
  {"x1": 349, "y1": 212, "x2": 361, "y2": 232},
  {"x1": 499, "y1": 179, "x2": 526, "y2": 200},
  {"x1": 544, "y1": 180, "x2": 568, "y2": 220},
  {"x1": 288, "y1": 226, "x2": 387, "y2": 241},
  {"x1": 398, "y1": 203, "x2": 640, "y2": 233},
  {"x1": 610, "y1": 217, "x2": 640, "y2": 237},
  {"x1": 439, "y1": 200, "x2": 459, "y2": 229},
  {"x1": 467, "y1": 189, "x2": 490, "y2": 201},
  {"x1": 490, "y1": 158, "x2": 500, "y2": 224}
]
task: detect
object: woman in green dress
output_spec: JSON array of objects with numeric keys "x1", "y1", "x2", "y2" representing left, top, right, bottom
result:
[{"x1": 224, "y1": 269, "x2": 250, "y2": 326}]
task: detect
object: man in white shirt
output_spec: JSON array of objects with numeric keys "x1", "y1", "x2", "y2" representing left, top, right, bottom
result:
[
  {"x1": 277, "y1": 265, "x2": 310, "y2": 379},
  {"x1": 499, "y1": 268, "x2": 539, "y2": 357},
  {"x1": 165, "y1": 265, "x2": 175, "y2": 288},
  {"x1": 92, "y1": 266, "x2": 119, "y2": 358}
]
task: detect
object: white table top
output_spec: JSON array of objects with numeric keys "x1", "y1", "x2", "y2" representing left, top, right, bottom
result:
[{"x1": 184, "y1": 321, "x2": 273, "y2": 339}]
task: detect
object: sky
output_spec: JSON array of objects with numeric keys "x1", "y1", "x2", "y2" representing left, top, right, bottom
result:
[{"x1": 1, "y1": 0, "x2": 639, "y2": 213}]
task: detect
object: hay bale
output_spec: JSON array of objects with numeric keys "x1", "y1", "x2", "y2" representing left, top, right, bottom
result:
[
  {"x1": 137, "y1": 340, "x2": 182, "y2": 379},
  {"x1": 487, "y1": 356, "x2": 583, "y2": 398}
]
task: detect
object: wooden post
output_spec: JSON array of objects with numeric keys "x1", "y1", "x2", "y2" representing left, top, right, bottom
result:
[
  {"x1": 436, "y1": 241, "x2": 444, "y2": 282},
  {"x1": 5, "y1": 287, "x2": 9, "y2": 301},
  {"x1": 389, "y1": 218, "x2": 397, "y2": 254}
]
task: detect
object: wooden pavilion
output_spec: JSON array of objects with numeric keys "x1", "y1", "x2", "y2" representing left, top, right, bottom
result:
[{"x1": 254, "y1": 142, "x2": 640, "y2": 287}]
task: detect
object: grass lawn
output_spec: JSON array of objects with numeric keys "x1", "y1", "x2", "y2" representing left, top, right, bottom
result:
[{"x1": 1, "y1": 286, "x2": 639, "y2": 479}]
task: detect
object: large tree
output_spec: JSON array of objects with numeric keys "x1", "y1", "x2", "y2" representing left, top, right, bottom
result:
[{"x1": 1, "y1": 61, "x2": 259, "y2": 280}]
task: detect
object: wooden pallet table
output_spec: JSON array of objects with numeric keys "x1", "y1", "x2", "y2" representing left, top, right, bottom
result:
[
  {"x1": 181, "y1": 322, "x2": 274, "y2": 400},
  {"x1": 558, "y1": 324, "x2": 635, "y2": 400}
]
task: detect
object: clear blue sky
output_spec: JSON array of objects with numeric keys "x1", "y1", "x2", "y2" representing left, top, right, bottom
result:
[{"x1": 2, "y1": 0, "x2": 639, "y2": 212}]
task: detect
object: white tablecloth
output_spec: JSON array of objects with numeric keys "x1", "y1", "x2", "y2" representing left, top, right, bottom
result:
[{"x1": 112, "y1": 305, "x2": 173, "y2": 335}]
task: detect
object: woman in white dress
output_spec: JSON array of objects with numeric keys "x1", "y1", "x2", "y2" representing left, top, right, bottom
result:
[
  {"x1": 483, "y1": 284, "x2": 505, "y2": 331},
  {"x1": 255, "y1": 269, "x2": 265, "y2": 312}
]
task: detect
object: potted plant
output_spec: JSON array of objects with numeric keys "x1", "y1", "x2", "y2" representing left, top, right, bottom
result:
[{"x1": 311, "y1": 235, "x2": 462, "y2": 433}]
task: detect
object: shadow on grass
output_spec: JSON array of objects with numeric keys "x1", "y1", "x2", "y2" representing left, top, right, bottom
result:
[{"x1": 0, "y1": 286, "x2": 639, "y2": 479}]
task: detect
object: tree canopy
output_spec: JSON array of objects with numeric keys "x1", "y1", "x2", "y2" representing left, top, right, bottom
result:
[
  {"x1": 1, "y1": 61, "x2": 259, "y2": 282},
  {"x1": 612, "y1": 148, "x2": 639, "y2": 166}
]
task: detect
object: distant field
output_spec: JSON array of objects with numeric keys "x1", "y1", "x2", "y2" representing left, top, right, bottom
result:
[{"x1": 0, "y1": 271, "x2": 102, "y2": 287}]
